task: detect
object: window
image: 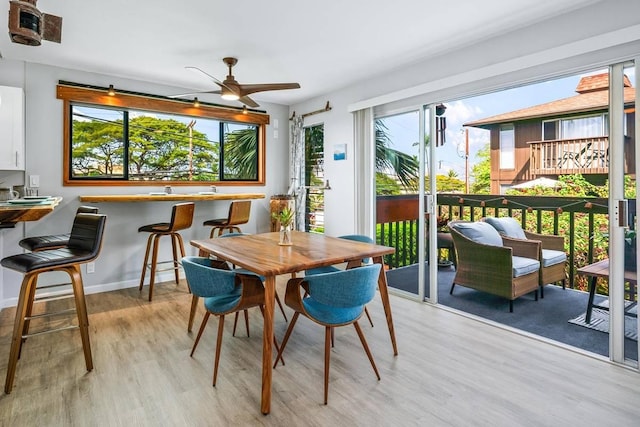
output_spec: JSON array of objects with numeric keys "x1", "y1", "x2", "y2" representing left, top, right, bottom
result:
[
  {"x1": 542, "y1": 113, "x2": 608, "y2": 140},
  {"x1": 58, "y1": 83, "x2": 268, "y2": 185},
  {"x1": 499, "y1": 124, "x2": 515, "y2": 169}
]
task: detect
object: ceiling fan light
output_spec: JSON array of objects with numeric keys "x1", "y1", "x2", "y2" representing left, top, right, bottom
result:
[{"x1": 221, "y1": 92, "x2": 239, "y2": 101}]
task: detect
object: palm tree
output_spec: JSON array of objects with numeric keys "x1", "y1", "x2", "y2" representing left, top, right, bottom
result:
[
  {"x1": 375, "y1": 120, "x2": 420, "y2": 191},
  {"x1": 223, "y1": 126, "x2": 259, "y2": 179}
]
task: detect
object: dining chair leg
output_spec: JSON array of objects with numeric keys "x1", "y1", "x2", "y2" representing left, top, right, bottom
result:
[
  {"x1": 324, "y1": 326, "x2": 331, "y2": 405},
  {"x1": 353, "y1": 320, "x2": 380, "y2": 381},
  {"x1": 213, "y1": 314, "x2": 226, "y2": 387},
  {"x1": 188, "y1": 295, "x2": 199, "y2": 333},
  {"x1": 275, "y1": 293, "x2": 288, "y2": 322},
  {"x1": 363, "y1": 307, "x2": 374, "y2": 327},
  {"x1": 449, "y1": 282, "x2": 456, "y2": 294},
  {"x1": 232, "y1": 310, "x2": 250, "y2": 337},
  {"x1": 232, "y1": 312, "x2": 239, "y2": 336},
  {"x1": 273, "y1": 311, "x2": 299, "y2": 368},
  {"x1": 190, "y1": 312, "x2": 210, "y2": 357}
]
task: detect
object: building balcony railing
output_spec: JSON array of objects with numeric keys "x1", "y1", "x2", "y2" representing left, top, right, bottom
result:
[{"x1": 529, "y1": 136, "x2": 610, "y2": 176}]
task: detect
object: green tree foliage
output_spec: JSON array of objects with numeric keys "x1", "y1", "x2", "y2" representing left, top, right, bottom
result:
[
  {"x1": 72, "y1": 119, "x2": 125, "y2": 176},
  {"x1": 436, "y1": 174, "x2": 465, "y2": 192},
  {"x1": 223, "y1": 127, "x2": 259, "y2": 179},
  {"x1": 470, "y1": 143, "x2": 490, "y2": 194},
  {"x1": 375, "y1": 120, "x2": 420, "y2": 192},
  {"x1": 128, "y1": 116, "x2": 215, "y2": 180},
  {"x1": 72, "y1": 115, "x2": 217, "y2": 180}
]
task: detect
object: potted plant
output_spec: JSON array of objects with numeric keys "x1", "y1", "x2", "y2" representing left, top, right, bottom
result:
[{"x1": 272, "y1": 206, "x2": 294, "y2": 245}]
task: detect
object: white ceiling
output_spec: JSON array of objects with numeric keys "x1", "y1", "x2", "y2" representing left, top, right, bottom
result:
[{"x1": 0, "y1": 0, "x2": 600, "y2": 106}]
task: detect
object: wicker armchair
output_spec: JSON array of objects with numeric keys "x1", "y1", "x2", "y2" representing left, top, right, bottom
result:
[
  {"x1": 448, "y1": 220, "x2": 541, "y2": 312},
  {"x1": 483, "y1": 216, "x2": 567, "y2": 298}
]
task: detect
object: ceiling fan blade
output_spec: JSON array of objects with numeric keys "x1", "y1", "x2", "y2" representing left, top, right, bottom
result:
[
  {"x1": 185, "y1": 66, "x2": 224, "y2": 85},
  {"x1": 239, "y1": 95, "x2": 259, "y2": 108},
  {"x1": 167, "y1": 90, "x2": 220, "y2": 98},
  {"x1": 238, "y1": 83, "x2": 301, "y2": 96}
]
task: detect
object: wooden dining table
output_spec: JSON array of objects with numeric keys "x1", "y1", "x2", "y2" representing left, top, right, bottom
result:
[{"x1": 190, "y1": 231, "x2": 397, "y2": 414}]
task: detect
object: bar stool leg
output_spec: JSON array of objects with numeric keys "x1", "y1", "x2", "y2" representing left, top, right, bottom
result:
[
  {"x1": 19, "y1": 276, "x2": 40, "y2": 356},
  {"x1": 5, "y1": 274, "x2": 38, "y2": 394},
  {"x1": 139, "y1": 233, "x2": 155, "y2": 292},
  {"x1": 66, "y1": 265, "x2": 93, "y2": 371},
  {"x1": 148, "y1": 234, "x2": 162, "y2": 301},
  {"x1": 170, "y1": 233, "x2": 180, "y2": 284}
]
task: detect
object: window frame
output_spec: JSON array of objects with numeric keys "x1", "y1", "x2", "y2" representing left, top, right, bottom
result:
[{"x1": 57, "y1": 83, "x2": 269, "y2": 186}]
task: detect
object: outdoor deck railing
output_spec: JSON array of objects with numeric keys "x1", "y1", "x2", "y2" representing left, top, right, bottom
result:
[{"x1": 376, "y1": 193, "x2": 635, "y2": 289}]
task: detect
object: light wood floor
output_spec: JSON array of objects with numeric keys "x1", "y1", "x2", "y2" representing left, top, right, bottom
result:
[{"x1": 1, "y1": 277, "x2": 640, "y2": 426}]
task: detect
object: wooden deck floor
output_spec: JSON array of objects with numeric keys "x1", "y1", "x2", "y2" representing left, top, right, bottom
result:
[{"x1": 1, "y1": 277, "x2": 639, "y2": 426}]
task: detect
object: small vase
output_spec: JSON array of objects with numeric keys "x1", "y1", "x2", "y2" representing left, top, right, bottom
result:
[{"x1": 279, "y1": 225, "x2": 292, "y2": 246}]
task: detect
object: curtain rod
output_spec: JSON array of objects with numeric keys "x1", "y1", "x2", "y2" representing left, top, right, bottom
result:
[{"x1": 290, "y1": 101, "x2": 331, "y2": 120}]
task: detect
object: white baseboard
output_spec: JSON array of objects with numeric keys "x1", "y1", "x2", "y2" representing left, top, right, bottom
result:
[{"x1": 1, "y1": 271, "x2": 183, "y2": 309}]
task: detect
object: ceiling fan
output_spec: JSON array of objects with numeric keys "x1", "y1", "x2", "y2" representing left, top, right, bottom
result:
[{"x1": 172, "y1": 57, "x2": 300, "y2": 108}]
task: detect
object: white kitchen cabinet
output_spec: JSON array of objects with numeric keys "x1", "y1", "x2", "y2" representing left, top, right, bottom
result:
[{"x1": 0, "y1": 86, "x2": 25, "y2": 170}]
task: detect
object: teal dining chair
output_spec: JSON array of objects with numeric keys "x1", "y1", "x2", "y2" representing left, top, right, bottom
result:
[
  {"x1": 217, "y1": 233, "x2": 288, "y2": 334},
  {"x1": 305, "y1": 234, "x2": 375, "y2": 327},
  {"x1": 182, "y1": 256, "x2": 282, "y2": 387},
  {"x1": 273, "y1": 263, "x2": 382, "y2": 404}
]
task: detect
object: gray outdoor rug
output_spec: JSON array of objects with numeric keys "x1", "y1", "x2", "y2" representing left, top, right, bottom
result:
[{"x1": 569, "y1": 300, "x2": 638, "y2": 341}]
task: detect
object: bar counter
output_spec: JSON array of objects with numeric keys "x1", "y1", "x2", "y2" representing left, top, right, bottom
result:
[
  {"x1": 0, "y1": 197, "x2": 62, "y2": 228},
  {"x1": 79, "y1": 192, "x2": 265, "y2": 203}
]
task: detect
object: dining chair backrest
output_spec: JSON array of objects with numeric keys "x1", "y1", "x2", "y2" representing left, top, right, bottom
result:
[
  {"x1": 339, "y1": 234, "x2": 374, "y2": 264},
  {"x1": 182, "y1": 256, "x2": 237, "y2": 298},
  {"x1": 305, "y1": 263, "x2": 381, "y2": 309}
]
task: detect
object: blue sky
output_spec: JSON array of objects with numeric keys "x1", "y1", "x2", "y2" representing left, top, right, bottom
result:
[{"x1": 380, "y1": 66, "x2": 636, "y2": 180}]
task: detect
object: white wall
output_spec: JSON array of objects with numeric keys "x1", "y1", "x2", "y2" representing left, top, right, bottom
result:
[
  {"x1": 290, "y1": 0, "x2": 640, "y2": 238},
  {"x1": 0, "y1": 61, "x2": 290, "y2": 307}
]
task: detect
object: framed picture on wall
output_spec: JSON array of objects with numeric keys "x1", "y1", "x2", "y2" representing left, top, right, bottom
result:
[{"x1": 333, "y1": 144, "x2": 347, "y2": 161}]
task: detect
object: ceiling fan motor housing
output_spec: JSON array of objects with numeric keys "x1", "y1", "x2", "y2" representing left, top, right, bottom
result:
[{"x1": 8, "y1": 0, "x2": 62, "y2": 46}]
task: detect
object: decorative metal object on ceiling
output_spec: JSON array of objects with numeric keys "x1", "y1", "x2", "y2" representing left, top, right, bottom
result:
[
  {"x1": 170, "y1": 57, "x2": 300, "y2": 108},
  {"x1": 8, "y1": 0, "x2": 62, "y2": 46}
]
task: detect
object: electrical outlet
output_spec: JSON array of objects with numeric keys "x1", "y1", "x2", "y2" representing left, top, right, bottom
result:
[
  {"x1": 29, "y1": 175, "x2": 40, "y2": 188},
  {"x1": 86, "y1": 262, "x2": 95, "y2": 274}
]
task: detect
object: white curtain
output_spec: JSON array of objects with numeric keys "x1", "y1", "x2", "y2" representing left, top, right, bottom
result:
[
  {"x1": 353, "y1": 107, "x2": 375, "y2": 237},
  {"x1": 289, "y1": 115, "x2": 305, "y2": 230}
]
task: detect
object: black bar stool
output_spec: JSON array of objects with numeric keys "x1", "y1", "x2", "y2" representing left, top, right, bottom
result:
[
  {"x1": 19, "y1": 206, "x2": 99, "y2": 252},
  {"x1": 1, "y1": 212, "x2": 107, "y2": 393},
  {"x1": 204, "y1": 200, "x2": 251, "y2": 238},
  {"x1": 138, "y1": 202, "x2": 195, "y2": 301}
]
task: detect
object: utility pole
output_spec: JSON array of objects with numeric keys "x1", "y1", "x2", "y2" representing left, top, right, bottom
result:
[{"x1": 187, "y1": 120, "x2": 196, "y2": 180}]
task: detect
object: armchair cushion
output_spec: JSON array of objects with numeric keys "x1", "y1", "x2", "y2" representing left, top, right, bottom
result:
[
  {"x1": 512, "y1": 256, "x2": 541, "y2": 277},
  {"x1": 450, "y1": 221, "x2": 503, "y2": 247},
  {"x1": 541, "y1": 249, "x2": 567, "y2": 267},
  {"x1": 483, "y1": 217, "x2": 526, "y2": 239}
]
